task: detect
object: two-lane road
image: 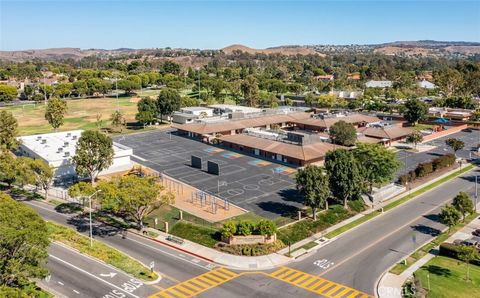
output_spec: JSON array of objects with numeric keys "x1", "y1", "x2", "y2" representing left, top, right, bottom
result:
[{"x1": 291, "y1": 166, "x2": 479, "y2": 295}]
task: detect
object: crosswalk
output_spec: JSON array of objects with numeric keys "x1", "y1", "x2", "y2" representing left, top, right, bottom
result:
[
  {"x1": 149, "y1": 267, "x2": 238, "y2": 298},
  {"x1": 269, "y1": 267, "x2": 372, "y2": 298}
]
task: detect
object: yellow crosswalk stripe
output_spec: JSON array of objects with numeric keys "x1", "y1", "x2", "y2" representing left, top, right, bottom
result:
[
  {"x1": 167, "y1": 288, "x2": 188, "y2": 298},
  {"x1": 148, "y1": 267, "x2": 238, "y2": 298},
  {"x1": 347, "y1": 291, "x2": 360, "y2": 298},
  {"x1": 306, "y1": 279, "x2": 326, "y2": 290},
  {"x1": 333, "y1": 287, "x2": 353, "y2": 297},
  {"x1": 285, "y1": 272, "x2": 304, "y2": 282},
  {"x1": 277, "y1": 268, "x2": 295, "y2": 279},
  {"x1": 316, "y1": 281, "x2": 336, "y2": 294},
  {"x1": 324, "y1": 285, "x2": 342, "y2": 296},
  {"x1": 271, "y1": 267, "x2": 289, "y2": 277},
  {"x1": 176, "y1": 285, "x2": 195, "y2": 295},
  {"x1": 294, "y1": 274, "x2": 311, "y2": 285}
]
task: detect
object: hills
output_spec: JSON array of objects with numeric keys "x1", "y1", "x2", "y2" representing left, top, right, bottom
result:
[{"x1": 1, "y1": 41, "x2": 479, "y2": 62}]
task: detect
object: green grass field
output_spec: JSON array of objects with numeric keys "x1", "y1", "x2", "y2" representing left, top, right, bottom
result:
[
  {"x1": 414, "y1": 256, "x2": 480, "y2": 298},
  {"x1": 1, "y1": 93, "x2": 161, "y2": 136}
]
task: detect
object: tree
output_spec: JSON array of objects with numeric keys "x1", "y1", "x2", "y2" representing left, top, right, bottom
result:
[
  {"x1": 159, "y1": 61, "x2": 181, "y2": 75},
  {"x1": 54, "y1": 82, "x2": 73, "y2": 98},
  {"x1": 0, "y1": 192, "x2": 49, "y2": 288},
  {"x1": 439, "y1": 204, "x2": 461, "y2": 232},
  {"x1": 406, "y1": 131, "x2": 423, "y2": 149},
  {"x1": 98, "y1": 175, "x2": 173, "y2": 229},
  {"x1": 13, "y1": 157, "x2": 35, "y2": 188},
  {"x1": 445, "y1": 138, "x2": 465, "y2": 156},
  {"x1": 45, "y1": 98, "x2": 68, "y2": 132},
  {"x1": 136, "y1": 97, "x2": 157, "y2": 127},
  {"x1": 457, "y1": 245, "x2": 479, "y2": 281},
  {"x1": 452, "y1": 191, "x2": 474, "y2": 222},
  {"x1": 295, "y1": 165, "x2": 331, "y2": 219},
  {"x1": 329, "y1": 120, "x2": 357, "y2": 146},
  {"x1": 403, "y1": 99, "x2": 427, "y2": 126},
  {"x1": 353, "y1": 143, "x2": 400, "y2": 195},
  {"x1": 325, "y1": 149, "x2": 363, "y2": 208},
  {"x1": 0, "y1": 84, "x2": 18, "y2": 101},
  {"x1": 241, "y1": 75, "x2": 259, "y2": 107},
  {"x1": 29, "y1": 159, "x2": 54, "y2": 200},
  {"x1": 110, "y1": 110, "x2": 125, "y2": 132},
  {"x1": 0, "y1": 111, "x2": 19, "y2": 150},
  {"x1": 0, "y1": 151, "x2": 16, "y2": 188},
  {"x1": 68, "y1": 181, "x2": 95, "y2": 207},
  {"x1": 157, "y1": 88, "x2": 181, "y2": 123},
  {"x1": 72, "y1": 130, "x2": 114, "y2": 185}
]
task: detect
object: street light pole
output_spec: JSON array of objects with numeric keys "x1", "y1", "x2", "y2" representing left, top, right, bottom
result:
[
  {"x1": 88, "y1": 190, "x2": 102, "y2": 248},
  {"x1": 475, "y1": 175, "x2": 478, "y2": 213}
]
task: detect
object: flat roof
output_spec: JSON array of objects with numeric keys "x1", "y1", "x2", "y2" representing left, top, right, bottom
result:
[
  {"x1": 181, "y1": 106, "x2": 213, "y2": 112},
  {"x1": 293, "y1": 114, "x2": 381, "y2": 129},
  {"x1": 208, "y1": 104, "x2": 262, "y2": 113},
  {"x1": 220, "y1": 134, "x2": 342, "y2": 161},
  {"x1": 19, "y1": 130, "x2": 130, "y2": 163}
]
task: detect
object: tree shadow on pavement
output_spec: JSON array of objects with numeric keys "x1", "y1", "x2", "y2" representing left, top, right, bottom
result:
[
  {"x1": 54, "y1": 203, "x2": 83, "y2": 214},
  {"x1": 411, "y1": 224, "x2": 441, "y2": 236},
  {"x1": 423, "y1": 213, "x2": 440, "y2": 222},
  {"x1": 257, "y1": 201, "x2": 299, "y2": 219},
  {"x1": 67, "y1": 214, "x2": 122, "y2": 237}
]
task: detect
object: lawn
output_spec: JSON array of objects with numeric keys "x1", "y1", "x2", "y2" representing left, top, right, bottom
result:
[
  {"x1": 1, "y1": 93, "x2": 163, "y2": 136},
  {"x1": 413, "y1": 256, "x2": 480, "y2": 298}
]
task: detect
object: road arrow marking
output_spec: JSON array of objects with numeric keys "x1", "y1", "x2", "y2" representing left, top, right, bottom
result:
[{"x1": 100, "y1": 272, "x2": 117, "y2": 278}]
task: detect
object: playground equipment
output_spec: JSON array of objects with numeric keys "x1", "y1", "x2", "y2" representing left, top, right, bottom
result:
[{"x1": 190, "y1": 190, "x2": 230, "y2": 214}]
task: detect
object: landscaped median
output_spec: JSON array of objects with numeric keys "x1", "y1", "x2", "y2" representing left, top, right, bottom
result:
[
  {"x1": 46, "y1": 221, "x2": 158, "y2": 282},
  {"x1": 325, "y1": 163, "x2": 475, "y2": 239}
]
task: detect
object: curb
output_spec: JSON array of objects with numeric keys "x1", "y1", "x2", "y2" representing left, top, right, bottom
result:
[{"x1": 129, "y1": 230, "x2": 215, "y2": 264}]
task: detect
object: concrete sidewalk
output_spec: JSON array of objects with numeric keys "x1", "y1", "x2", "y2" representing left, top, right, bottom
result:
[
  {"x1": 377, "y1": 215, "x2": 480, "y2": 298},
  {"x1": 132, "y1": 228, "x2": 292, "y2": 271}
]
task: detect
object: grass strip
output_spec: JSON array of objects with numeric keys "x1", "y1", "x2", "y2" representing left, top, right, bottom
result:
[
  {"x1": 390, "y1": 212, "x2": 478, "y2": 275},
  {"x1": 325, "y1": 164, "x2": 474, "y2": 239},
  {"x1": 47, "y1": 221, "x2": 157, "y2": 282}
]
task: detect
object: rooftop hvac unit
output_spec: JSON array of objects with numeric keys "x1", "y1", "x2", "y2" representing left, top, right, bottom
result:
[
  {"x1": 41, "y1": 139, "x2": 47, "y2": 144},
  {"x1": 72, "y1": 135, "x2": 77, "y2": 140},
  {"x1": 63, "y1": 152, "x2": 70, "y2": 157},
  {"x1": 57, "y1": 147, "x2": 63, "y2": 153},
  {"x1": 64, "y1": 142, "x2": 69, "y2": 147},
  {"x1": 67, "y1": 132, "x2": 71, "y2": 137},
  {"x1": 36, "y1": 136, "x2": 42, "y2": 141}
]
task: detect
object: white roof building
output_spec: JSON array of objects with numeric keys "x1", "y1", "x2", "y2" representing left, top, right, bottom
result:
[
  {"x1": 18, "y1": 130, "x2": 134, "y2": 179},
  {"x1": 365, "y1": 80, "x2": 393, "y2": 88},
  {"x1": 208, "y1": 104, "x2": 262, "y2": 115},
  {"x1": 418, "y1": 80, "x2": 437, "y2": 89}
]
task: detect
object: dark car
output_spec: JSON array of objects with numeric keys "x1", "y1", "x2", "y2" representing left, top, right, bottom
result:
[{"x1": 472, "y1": 229, "x2": 480, "y2": 237}]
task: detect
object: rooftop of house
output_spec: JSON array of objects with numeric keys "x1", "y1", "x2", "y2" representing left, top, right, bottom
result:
[
  {"x1": 292, "y1": 113, "x2": 382, "y2": 129},
  {"x1": 357, "y1": 125, "x2": 413, "y2": 140}
]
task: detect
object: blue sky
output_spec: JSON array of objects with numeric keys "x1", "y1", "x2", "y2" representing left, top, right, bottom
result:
[{"x1": 1, "y1": 0, "x2": 479, "y2": 50}]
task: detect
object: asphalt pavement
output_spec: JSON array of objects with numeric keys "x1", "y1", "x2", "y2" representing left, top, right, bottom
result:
[
  {"x1": 290, "y1": 165, "x2": 479, "y2": 295},
  {"x1": 41, "y1": 242, "x2": 158, "y2": 298}
]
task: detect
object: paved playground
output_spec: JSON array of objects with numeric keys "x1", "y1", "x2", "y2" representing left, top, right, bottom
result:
[{"x1": 114, "y1": 129, "x2": 302, "y2": 219}]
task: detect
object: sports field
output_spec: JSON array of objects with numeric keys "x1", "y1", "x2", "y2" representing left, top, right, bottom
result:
[{"x1": 1, "y1": 90, "x2": 161, "y2": 135}]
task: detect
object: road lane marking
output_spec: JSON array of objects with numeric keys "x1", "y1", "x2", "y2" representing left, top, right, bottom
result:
[
  {"x1": 58, "y1": 281, "x2": 64, "y2": 285},
  {"x1": 73, "y1": 289, "x2": 80, "y2": 294},
  {"x1": 148, "y1": 267, "x2": 238, "y2": 298},
  {"x1": 268, "y1": 267, "x2": 371, "y2": 298},
  {"x1": 318, "y1": 188, "x2": 469, "y2": 277},
  {"x1": 50, "y1": 255, "x2": 140, "y2": 298}
]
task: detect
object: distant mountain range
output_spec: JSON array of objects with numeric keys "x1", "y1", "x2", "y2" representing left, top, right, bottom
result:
[{"x1": 1, "y1": 41, "x2": 479, "y2": 62}]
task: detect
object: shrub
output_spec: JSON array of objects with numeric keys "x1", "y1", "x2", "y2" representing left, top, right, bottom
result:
[
  {"x1": 221, "y1": 221, "x2": 237, "y2": 238},
  {"x1": 399, "y1": 174, "x2": 408, "y2": 186},
  {"x1": 242, "y1": 246, "x2": 252, "y2": 256},
  {"x1": 256, "y1": 219, "x2": 277, "y2": 236},
  {"x1": 237, "y1": 221, "x2": 254, "y2": 236},
  {"x1": 408, "y1": 170, "x2": 417, "y2": 182},
  {"x1": 416, "y1": 162, "x2": 433, "y2": 177},
  {"x1": 348, "y1": 200, "x2": 365, "y2": 213},
  {"x1": 439, "y1": 243, "x2": 480, "y2": 265}
]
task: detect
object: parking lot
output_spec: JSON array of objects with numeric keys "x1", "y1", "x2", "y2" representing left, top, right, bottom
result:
[
  {"x1": 396, "y1": 129, "x2": 479, "y2": 177},
  {"x1": 114, "y1": 129, "x2": 302, "y2": 219}
]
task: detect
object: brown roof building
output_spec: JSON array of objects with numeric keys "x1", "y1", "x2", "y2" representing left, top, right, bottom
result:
[
  {"x1": 220, "y1": 134, "x2": 343, "y2": 166},
  {"x1": 292, "y1": 114, "x2": 381, "y2": 131},
  {"x1": 357, "y1": 126, "x2": 413, "y2": 145}
]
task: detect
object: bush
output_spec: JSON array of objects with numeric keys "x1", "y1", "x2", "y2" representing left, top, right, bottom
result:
[
  {"x1": 256, "y1": 219, "x2": 277, "y2": 236},
  {"x1": 439, "y1": 243, "x2": 480, "y2": 265},
  {"x1": 416, "y1": 162, "x2": 433, "y2": 177},
  {"x1": 242, "y1": 247, "x2": 252, "y2": 256},
  {"x1": 348, "y1": 200, "x2": 365, "y2": 213},
  {"x1": 237, "y1": 221, "x2": 254, "y2": 236},
  {"x1": 221, "y1": 221, "x2": 237, "y2": 238},
  {"x1": 216, "y1": 240, "x2": 285, "y2": 256}
]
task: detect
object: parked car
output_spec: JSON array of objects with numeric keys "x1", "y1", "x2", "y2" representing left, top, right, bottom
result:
[
  {"x1": 453, "y1": 239, "x2": 464, "y2": 245},
  {"x1": 472, "y1": 229, "x2": 480, "y2": 237},
  {"x1": 462, "y1": 239, "x2": 478, "y2": 247}
]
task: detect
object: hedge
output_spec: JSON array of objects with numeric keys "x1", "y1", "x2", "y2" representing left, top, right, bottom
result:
[
  {"x1": 439, "y1": 243, "x2": 480, "y2": 265},
  {"x1": 399, "y1": 154, "x2": 456, "y2": 185}
]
